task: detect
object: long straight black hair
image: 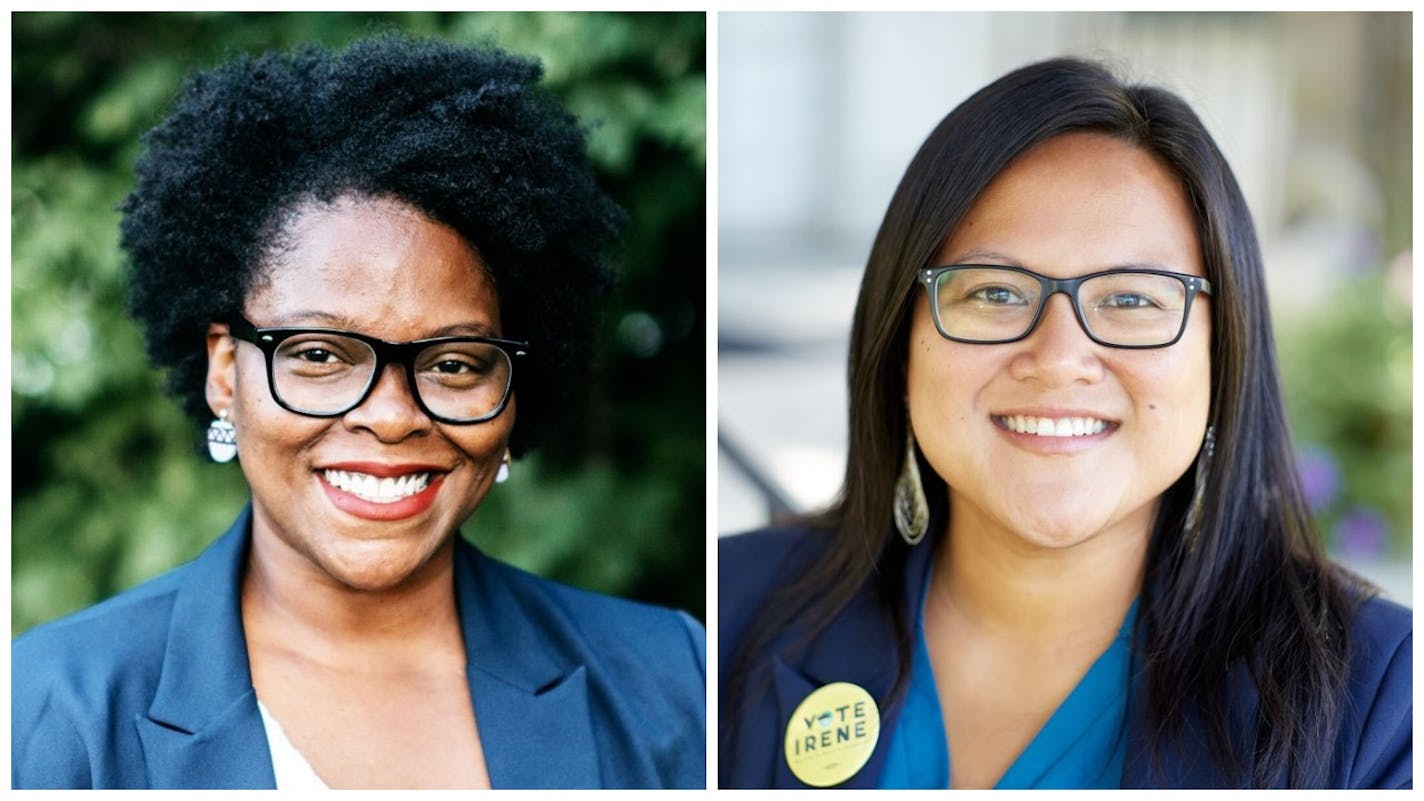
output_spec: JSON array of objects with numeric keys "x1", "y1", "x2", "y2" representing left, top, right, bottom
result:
[{"x1": 725, "y1": 57, "x2": 1363, "y2": 788}]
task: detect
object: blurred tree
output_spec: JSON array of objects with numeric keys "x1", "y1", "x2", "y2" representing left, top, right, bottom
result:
[
  {"x1": 12, "y1": 11, "x2": 706, "y2": 635},
  {"x1": 1277, "y1": 270, "x2": 1411, "y2": 560}
]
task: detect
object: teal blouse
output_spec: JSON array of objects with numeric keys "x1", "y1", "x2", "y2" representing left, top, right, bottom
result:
[{"x1": 880, "y1": 579, "x2": 1138, "y2": 789}]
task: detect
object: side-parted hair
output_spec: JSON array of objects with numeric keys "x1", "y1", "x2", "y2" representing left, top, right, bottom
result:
[{"x1": 728, "y1": 57, "x2": 1361, "y2": 788}]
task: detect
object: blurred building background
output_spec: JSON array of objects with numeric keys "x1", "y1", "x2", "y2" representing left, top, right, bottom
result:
[
  {"x1": 12, "y1": 11, "x2": 706, "y2": 634},
  {"x1": 718, "y1": 12, "x2": 1411, "y2": 603}
]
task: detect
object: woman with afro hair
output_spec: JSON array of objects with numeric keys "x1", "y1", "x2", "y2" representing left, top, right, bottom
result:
[{"x1": 12, "y1": 34, "x2": 705, "y2": 790}]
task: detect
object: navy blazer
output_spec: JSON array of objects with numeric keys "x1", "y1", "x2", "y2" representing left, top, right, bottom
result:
[
  {"x1": 719, "y1": 526, "x2": 1411, "y2": 789},
  {"x1": 13, "y1": 507, "x2": 706, "y2": 789}
]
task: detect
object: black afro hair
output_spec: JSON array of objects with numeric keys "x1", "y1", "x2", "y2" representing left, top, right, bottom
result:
[{"x1": 120, "y1": 34, "x2": 622, "y2": 454}]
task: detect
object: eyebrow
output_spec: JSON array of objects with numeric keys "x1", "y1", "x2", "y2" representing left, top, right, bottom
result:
[
  {"x1": 945, "y1": 248, "x2": 1021, "y2": 265},
  {"x1": 257, "y1": 310, "x2": 500, "y2": 338},
  {"x1": 944, "y1": 250, "x2": 1177, "y2": 272}
]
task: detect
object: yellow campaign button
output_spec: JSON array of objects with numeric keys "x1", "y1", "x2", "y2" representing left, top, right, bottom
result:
[{"x1": 783, "y1": 682, "x2": 881, "y2": 787}]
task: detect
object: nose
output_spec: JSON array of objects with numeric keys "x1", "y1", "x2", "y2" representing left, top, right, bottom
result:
[
  {"x1": 1007, "y1": 293, "x2": 1105, "y2": 386},
  {"x1": 341, "y1": 363, "x2": 434, "y2": 441}
]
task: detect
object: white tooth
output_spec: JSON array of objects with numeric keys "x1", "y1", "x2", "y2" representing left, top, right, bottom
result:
[
  {"x1": 1093, "y1": 419, "x2": 1106, "y2": 434},
  {"x1": 1015, "y1": 415, "x2": 1028, "y2": 433},
  {"x1": 1021, "y1": 416, "x2": 1035, "y2": 434},
  {"x1": 1034, "y1": 417, "x2": 1052, "y2": 436},
  {"x1": 1072, "y1": 417, "x2": 1086, "y2": 436},
  {"x1": 325, "y1": 470, "x2": 432, "y2": 503},
  {"x1": 1054, "y1": 419, "x2": 1072, "y2": 436}
]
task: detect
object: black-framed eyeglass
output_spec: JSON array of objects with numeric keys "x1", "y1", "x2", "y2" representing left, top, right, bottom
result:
[
  {"x1": 918, "y1": 264, "x2": 1213, "y2": 349},
  {"x1": 227, "y1": 315, "x2": 529, "y2": 424}
]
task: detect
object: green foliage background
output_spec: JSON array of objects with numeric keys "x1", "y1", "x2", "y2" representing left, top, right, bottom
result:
[
  {"x1": 1277, "y1": 271, "x2": 1412, "y2": 559},
  {"x1": 12, "y1": 11, "x2": 707, "y2": 635}
]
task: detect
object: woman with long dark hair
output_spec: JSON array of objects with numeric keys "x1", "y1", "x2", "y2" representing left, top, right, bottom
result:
[{"x1": 720, "y1": 57, "x2": 1409, "y2": 789}]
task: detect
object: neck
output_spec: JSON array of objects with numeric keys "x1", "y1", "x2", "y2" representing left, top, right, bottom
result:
[
  {"x1": 929, "y1": 492, "x2": 1149, "y2": 648},
  {"x1": 241, "y1": 524, "x2": 464, "y2": 662}
]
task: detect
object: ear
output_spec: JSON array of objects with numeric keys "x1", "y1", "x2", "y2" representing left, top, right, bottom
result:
[{"x1": 205, "y1": 323, "x2": 237, "y2": 417}]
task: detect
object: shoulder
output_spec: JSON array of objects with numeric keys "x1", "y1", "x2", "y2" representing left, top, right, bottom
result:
[
  {"x1": 464, "y1": 545, "x2": 705, "y2": 709},
  {"x1": 13, "y1": 564, "x2": 188, "y2": 690},
  {"x1": 1321, "y1": 592, "x2": 1412, "y2": 786},
  {"x1": 718, "y1": 525, "x2": 834, "y2": 650},
  {"x1": 1348, "y1": 592, "x2": 1410, "y2": 655},
  {"x1": 719, "y1": 524, "x2": 830, "y2": 566},
  {"x1": 463, "y1": 547, "x2": 705, "y2": 788},
  {"x1": 1343, "y1": 592, "x2": 1410, "y2": 703},
  {"x1": 719, "y1": 524, "x2": 833, "y2": 605},
  {"x1": 11, "y1": 563, "x2": 190, "y2": 789},
  {"x1": 1332, "y1": 593, "x2": 1412, "y2": 789},
  {"x1": 471, "y1": 548, "x2": 705, "y2": 675}
]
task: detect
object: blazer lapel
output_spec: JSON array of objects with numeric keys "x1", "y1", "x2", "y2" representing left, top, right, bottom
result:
[
  {"x1": 764, "y1": 522, "x2": 941, "y2": 789},
  {"x1": 769, "y1": 654, "x2": 894, "y2": 789},
  {"x1": 135, "y1": 507, "x2": 274, "y2": 789},
  {"x1": 455, "y1": 541, "x2": 600, "y2": 789},
  {"x1": 135, "y1": 692, "x2": 272, "y2": 789},
  {"x1": 765, "y1": 578, "x2": 909, "y2": 786}
]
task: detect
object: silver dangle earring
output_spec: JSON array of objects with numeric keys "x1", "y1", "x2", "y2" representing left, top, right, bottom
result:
[
  {"x1": 495, "y1": 449, "x2": 511, "y2": 484},
  {"x1": 1182, "y1": 424, "x2": 1216, "y2": 549},
  {"x1": 893, "y1": 425, "x2": 929, "y2": 546},
  {"x1": 207, "y1": 409, "x2": 237, "y2": 463}
]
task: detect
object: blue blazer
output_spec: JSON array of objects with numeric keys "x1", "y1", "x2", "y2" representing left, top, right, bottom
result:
[
  {"x1": 719, "y1": 526, "x2": 1411, "y2": 789},
  {"x1": 13, "y1": 507, "x2": 706, "y2": 789}
]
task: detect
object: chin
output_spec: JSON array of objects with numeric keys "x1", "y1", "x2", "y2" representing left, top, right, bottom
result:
[
  {"x1": 320, "y1": 539, "x2": 443, "y2": 592},
  {"x1": 1000, "y1": 506, "x2": 1115, "y2": 551},
  {"x1": 1015, "y1": 525, "x2": 1100, "y2": 551}
]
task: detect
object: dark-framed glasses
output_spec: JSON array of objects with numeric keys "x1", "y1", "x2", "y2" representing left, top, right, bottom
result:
[
  {"x1": 918, "y1": 264, "x2": 1213, "y2": 349},
  {"x1": 228, "y1": 316, "x2": 529, "y2": 424}
]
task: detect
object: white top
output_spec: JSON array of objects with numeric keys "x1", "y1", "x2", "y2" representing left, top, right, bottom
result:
[{"x1": 257, "y1": 698, "x2": 330, "y2": 790}]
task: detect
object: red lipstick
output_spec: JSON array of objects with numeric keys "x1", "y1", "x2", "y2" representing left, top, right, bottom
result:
[{"x1": 316, "y1": 462, "x2": 450, "y2": 521}]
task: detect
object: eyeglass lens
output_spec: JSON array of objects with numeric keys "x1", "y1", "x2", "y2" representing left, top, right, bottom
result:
[
  {"x1": 932, "y1": 267, "x2": 1192, "y2": 347},
  {"x1": 270, "y1": 333, "x2": 513, "y2": 421}
]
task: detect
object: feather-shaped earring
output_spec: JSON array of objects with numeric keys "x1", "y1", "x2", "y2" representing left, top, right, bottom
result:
[{"x1": 893, "y1": 426, "x2": 929, "y2": 545}]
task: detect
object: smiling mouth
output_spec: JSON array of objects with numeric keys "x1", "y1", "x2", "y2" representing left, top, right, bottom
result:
[
  {"x1": 322, "y1": 469, "x2": 434, "y2": 504},
  {"x1": 994, "y1": 415, "x2": 1114, "y2": 437}
]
